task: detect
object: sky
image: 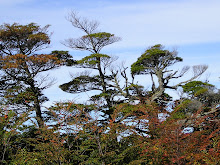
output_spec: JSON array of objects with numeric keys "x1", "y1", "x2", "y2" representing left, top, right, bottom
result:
[{"x1": 0, "y1": 0, "x2": 220, "y2": 106}]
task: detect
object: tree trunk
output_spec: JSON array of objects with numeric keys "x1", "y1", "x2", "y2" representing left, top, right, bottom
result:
[
  {"x1": 97, "y1": 57, "x2": 113, "y2": 118},
  {"x1": 150, "y1": 71, "x2": 165, "y2": 102},
  {"x1": 23, "y1": 62, "x2": 44, "y2": 127}
]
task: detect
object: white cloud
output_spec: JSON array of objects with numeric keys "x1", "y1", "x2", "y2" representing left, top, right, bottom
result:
[
  {"x1": 1, "y1": 0, "x2": 220, "y2": 48},
  {"x1": 90, "y1": 0, "x2": 220, "y2": 48}
]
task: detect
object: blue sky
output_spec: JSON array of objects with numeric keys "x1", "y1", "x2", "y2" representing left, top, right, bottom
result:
[{"x1": 1, "y1": 0, "x2": 219, "y2": 105}]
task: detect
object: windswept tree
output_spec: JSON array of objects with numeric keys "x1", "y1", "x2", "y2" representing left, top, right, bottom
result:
[
  {"x1": 60, "y1": 11, "x2": 122, "y2": 118},
  {"x1": 131, "y1": 44, "x2": 208, "y2": 103},
  {"x1": 0, "y1": 23, "x2": 64, "y2": 127},
  {"x1": 182, "y1": 81, "x2": 220, "y2": 108}
]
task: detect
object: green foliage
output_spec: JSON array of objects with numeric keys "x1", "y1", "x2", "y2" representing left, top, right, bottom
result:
[
  {"x1": 0, "y1": 23, "x2": 50, "y2": 55},
  {"x1": 12, "y1": 127, "x2": 69, "y2": 165},
  {"x1": 117, "y1": 103, "x2": 137, "y2": 114},
  {"x1": 131, "y1": 44, "x2": 182, "y2": 75},
  {"x1": 169, "y1": 100, "x2": 192, "y2": 120},
  {"x1": 79, "y1": 32, "x2": 120, "y2": 53},
  {"x1": 50, "y1": 102, "x2": 96, "y2": 114},
  {"x1": 59, "y1": 75, "x2": 102, "y2": 93},
  {"x1": 1, "y1": 99, "x2": 220, "y2": 164},
  {"x1": 0, "y1": 22, "x2": 63, "y2": 127},
  {"x1": 0, "y1": 105, "x2": 24, "y2": 164},
  {"x1": 170, "y1": 110, "x2": 186, "y2": 120},
  {"x1": 5, "y1": 85, "x2": 47, "y2": 106},
  {"x1": 0, "y1": 19, "x2": 219, "y2": 165},
  {"x1": 78, "y1": 53, "x2": 110, "y2": 67},
  {"x1": 90, "y1": 91, "x2": 114, "y2": 101},
  {"x1": 60, "y1": 14, "x2": 122, "y2": 119},
  {"x1": 83, "y1": 32, "x2": 114, "y2": 39},
  {"x1": 51, "y1": 50, "x2": 76, "y2": 66},
  {"x1": 182, "y1": 81, "x2": 220, "y2": 107},
  {"x1": 182, "y1": 81, "x2": 214, "y2": 97}
]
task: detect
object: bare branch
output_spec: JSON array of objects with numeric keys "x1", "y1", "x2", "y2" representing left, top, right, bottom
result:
[
  {"x1": 192, "y1": 65, "x2": 208, "y2": 78},
  {"x1": 66, "y1": 10, "x2": 99, "y2": 34},
  {"x1": 63, "y1": 10, "x2": 121, "y2": 54},
  {"x1": 172, "y1": 65, "x2": 208, "y2": 88},
  {"x1": 36, "y1": 74, "x2": 57, "y2": 90},
  {"x1": 178, "y1": 65, "x2": 190, "y2": 78},
  {"x1": 101, "y1": 55, "x2": 118, "y2": 74},
  {"x1": 62, "y1": 38, "x2": 94, "y2": 52}
]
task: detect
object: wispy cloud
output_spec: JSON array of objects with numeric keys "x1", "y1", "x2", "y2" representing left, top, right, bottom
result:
[
  {"x1": 1, "y1": 0, "x2": 219, "y2": 48},
  {"x1": 84, "y1": 0, "x2": 220, "y2": 48}
]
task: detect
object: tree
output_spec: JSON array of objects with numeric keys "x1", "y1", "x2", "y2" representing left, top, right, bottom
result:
[
  {"x1": 0, "y1": 23, "x2": 50, "y2": 56},
  {"x1": 60, "y1": 11, "x2": 121, "y2": 118},
  {"x1": 48, "y1": 101, "x2": 145, "y2": 165},
  {"x1": 50, "y1": 50, "x2": 76, "y2": 66},
  {"x1": 131, "y1": 44, "x2": 208, "y2": 103},
  {"x1": 182, "y1": 81, "x2": 214, "y2": 97},
  {"x1": 182, "y1": 81, "x2": 220, "y2": 107},
  {"x1": 0, "y1": 106, "x2": 19, "y2": 164},
  {"x1": 12, "y1": 125, "x2": 69, "y2": 165},
  {"x1": 0, "y1": 23, "x2": 63, "y2": 127}
]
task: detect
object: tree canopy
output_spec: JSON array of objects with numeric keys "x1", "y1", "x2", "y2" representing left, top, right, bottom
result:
[
  {"x1": 0, "y1": 23, "x2": 63, "y2": 127},
  {"x1": 131, "y1": 44, "x2": 208, "y2": 103},
  {"x1": 0, "y1": 23, "x2": 50, "y2": 56},
  {"x1": 0, "y1": 14, "x2": 219, "y2": 165}
]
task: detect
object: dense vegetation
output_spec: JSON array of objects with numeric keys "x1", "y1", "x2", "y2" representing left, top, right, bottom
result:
[{"x1": 0, "y1": 12, "x2": 219, "y2": 164}]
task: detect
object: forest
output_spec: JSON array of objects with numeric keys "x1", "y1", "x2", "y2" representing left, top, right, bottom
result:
[{"x1": 0, "y1": 11, "x2": 220, "y2": 165}]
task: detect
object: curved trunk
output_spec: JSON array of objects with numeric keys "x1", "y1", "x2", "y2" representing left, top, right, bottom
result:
[{"x1": 150, "y1": 71, "x2": 165, "y2": 102}]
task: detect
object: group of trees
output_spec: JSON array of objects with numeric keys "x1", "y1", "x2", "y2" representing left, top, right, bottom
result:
[{"x1": 0, "y1": 12, "x2": 219, "y2": 164}]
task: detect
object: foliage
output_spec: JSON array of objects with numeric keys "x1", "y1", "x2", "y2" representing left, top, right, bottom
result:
[
  {"x1": 78, "y1": 53, "x2": 110, "y2": 68},
  {"x1": 60, "y1": 11, "x2": 126, "y2": 121},
  {"x1": 182, "y1": 81, "x2": 214, "y2": 97},
  {"x1": 131, "y1": 44, "x2": 182, "y2": 75},
  {"x1": 182, "y1": 81, "x2": 220, "y2": 107},
  {"x1": 0, "y1": 18, "x2": 219, "y2": 165},
  {"x1": 0, "y1": 104, "x2": 24, "y2": 164},
  {"x1": 131, "y1": 44, "x2": 208, "y2": 103},
  {"x1": 50, "y1": 50, "x2": 76, "y2": 66},
  {"x1": 60, "y1": 75, "x2": 102, "y2": 93},
  {"x1": 0, "y1": 23, "x2": 50, "y2": 55},
  {"x1": 0, "y1": 23, "x2": 64, "y2": 127}
]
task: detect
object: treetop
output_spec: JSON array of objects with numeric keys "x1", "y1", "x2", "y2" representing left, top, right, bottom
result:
[{"x1": 0, "y1": 23, "x2": 51, "y2": 55}]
